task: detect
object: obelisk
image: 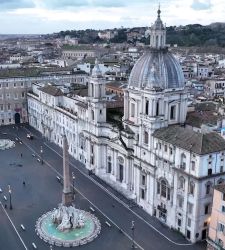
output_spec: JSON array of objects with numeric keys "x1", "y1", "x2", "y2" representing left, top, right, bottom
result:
[{"x1": 62, "y1": 131, "x2": 73, "y2": 206}]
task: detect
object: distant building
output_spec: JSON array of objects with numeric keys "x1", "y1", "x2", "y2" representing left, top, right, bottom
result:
[
  {"x1": 206, "y1": 78, "x2": 225, "y2": 97},
  {"x1": 62, "y1": 47, "x2": 97, "y2": 60},
  {"x1": 98, "y1": 30, "x2": 117, "y2": 40},
  {"x1": 207, "y1": 185, "x2": 225, "y2": 249}
]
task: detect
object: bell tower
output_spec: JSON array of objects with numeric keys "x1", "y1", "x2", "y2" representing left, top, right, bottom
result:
[{"x1": 88, "y1": 59, "x2": 106, "y2": 124}]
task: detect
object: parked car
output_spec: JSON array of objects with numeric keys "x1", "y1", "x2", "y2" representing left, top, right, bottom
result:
[{"x1": 26, "y1": 133, "x2": 34, "y2": 139}]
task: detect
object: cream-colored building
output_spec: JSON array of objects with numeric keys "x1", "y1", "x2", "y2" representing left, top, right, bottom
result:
[
  {"x1": 208, "y1": 185, "x2": 225, "y2": 249},
  {"x1": 27, "y1": 9, "x2": 225, "y2": 243}
]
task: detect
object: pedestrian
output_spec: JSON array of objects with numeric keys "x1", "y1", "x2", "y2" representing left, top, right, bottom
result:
[
  {"x1": 21, "y1": 153, "x2": 23, "y2": 157},
  {"x1": 4, "y1": 204, "x2": 7, "y2": 209},
  {"x1": 23, "y1": 181, "x2": 26, "y2": 186}
]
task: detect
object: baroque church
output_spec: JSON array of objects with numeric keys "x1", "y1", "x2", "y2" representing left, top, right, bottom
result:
[{"x1": 27, "y1": 9, "x2": 225, "y2": 243}]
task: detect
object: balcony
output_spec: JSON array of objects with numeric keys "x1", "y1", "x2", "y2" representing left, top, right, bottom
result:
[{"x1": 56, "y1": 105, "x2": 78, "y2": 119}]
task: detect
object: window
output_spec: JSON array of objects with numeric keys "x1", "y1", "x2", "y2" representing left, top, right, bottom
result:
[
  {"x1": 170, "y1": 105, "x2": 176, "y2": 120},
  {"x1": 145, "y1": 100, "x2": 149, "y2": 115},
  {"x1": 187, "y1": 218, "x2": 191, "y2": 227},
  {"x1": 178, "y1": 218, "x2": 181, "y2": 227},
  {"x1": 91, "y1": 156, "x2": 94, "y2": 165},
  {"x1": 156, "y1": 101, "x2": 159, "y2": 116},
  {"x1": 164, "y1": 145, "x2": 167, "y2": 152},
  {"x1": 141, "y1": 175, "x2": 146, "y2": 186},
  {"x1": 222, "y1": 205, "x2": 225, "y2": 213},
  {"x1": 107, "y1": 156, "x2": 112, "y2": 174},
  {"x1": 157, "y1": 179, "x2": 170, "y2": 200},
  {"x1": 220, "y1": 166, "x2": 223, "y2": 173},
  {"x1": 188, "y1": 202, "x2": 193, "y2": 214},
  {"x1": 170, "y1": 147, "x2": 173, "y2": 155},
  {"x1": 204, "y1": 221, "x2": 208, "y2": 227},
  {"x1": 144, "y1": 131, "x2": 149, "y2": 145},
  {"x1": 7, "y1": 104, "x2": 11, "y2": 110},
  {"x1": 208, "y1": 168, "x2": 212, "y2": 175},
  {"x1": 140, "y1": 188, "x2": 145, "y2": 200},
  {"x1": 223, "y1": 193, "x2": 225, "y2": 201},
  {"x1": 179, "y1": 177, "x2": 185, "y2": 190},
  {"x1": 218, "y1": 223, "x2": 225, "y2": 232},
  {"x1": 189, "y1": 182, "x2": 195, "y2": 195},
  {"x1": 131, "y1": 103, "x2": 135, "y2": 117},
  {"x1": 181, "y1": 153, "x2": 186, "y2": 169},
  {"x1": 191, "y1": 161, "x2": 195, "y2": 171},
  {"x1": 206, "y1": 182, "x2": 212, "y2": 195},
  {"x1": 178, "y1": 196, "x2": 183, "y2": 208},
  {"x1": 91, "y1": 110, "x2": 94, "y2": 120},
  {"x1": 100, "y1": 109, "x2": 102, "y2": 114},
  {"x1": 205, "y1": 204, "x2": 210, "y2": 215}
]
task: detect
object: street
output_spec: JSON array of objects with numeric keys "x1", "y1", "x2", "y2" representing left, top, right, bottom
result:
[{"x1": 0, "y1": 124, "x2": 206, "y2": 250}]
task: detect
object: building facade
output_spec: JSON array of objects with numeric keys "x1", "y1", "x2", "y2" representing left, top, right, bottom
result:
[
  {"x1": 0, "y1": 73, "x2": 87, "y2": 125},
  {"x1": 207, "y1": 185, "x2": 225, "y2": 249},
  {"x1": 27, "y1": 9, "x2": 225, "y2": 243}
]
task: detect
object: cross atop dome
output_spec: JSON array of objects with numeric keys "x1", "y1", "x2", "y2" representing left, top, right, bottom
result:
[{"x1": 157, "y1": 3, "x2": 161, "y2": 18}]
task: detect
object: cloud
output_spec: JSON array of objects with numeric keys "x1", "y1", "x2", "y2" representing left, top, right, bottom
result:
[
  {"x1": 36, "y1": 0, "x2": 126, "y2": 9},
  {"x1": 0, "y1": 0, "x2": 34, "y2": 10},
  {"x1": 191, "y1": 0, "x2": 212, "y2": 10}
]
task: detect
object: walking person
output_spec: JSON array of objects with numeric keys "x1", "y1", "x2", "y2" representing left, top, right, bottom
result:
[
  {"x1": 23, "y1": 181, "x2": 26, "y2": 186},
  {"x1": 20, "y1": 153, "x2": 23, "y2": 157}
]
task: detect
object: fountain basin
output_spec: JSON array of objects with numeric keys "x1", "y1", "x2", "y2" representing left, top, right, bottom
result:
[{"x1": 36, "y1": 209, "x2": 101, "y2": 247}]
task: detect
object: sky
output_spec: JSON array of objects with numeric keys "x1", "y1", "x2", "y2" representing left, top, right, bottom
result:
[{"x1": 0, "y1": 0, "x2": 224, "y2": 34}]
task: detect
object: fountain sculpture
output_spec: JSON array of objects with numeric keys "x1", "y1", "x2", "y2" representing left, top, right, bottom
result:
[{"x1": 36, "y1": 132, "x2": 101, "y2": 247}]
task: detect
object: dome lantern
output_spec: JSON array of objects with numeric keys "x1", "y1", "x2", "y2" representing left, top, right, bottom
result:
[{"x1": 150, "y1": 6, "x2": 166, "y2": 49}]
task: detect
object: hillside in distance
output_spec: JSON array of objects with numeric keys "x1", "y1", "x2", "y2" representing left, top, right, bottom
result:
[{"x1": 57, "y1": 22, "x2": 225, "y2": 47}]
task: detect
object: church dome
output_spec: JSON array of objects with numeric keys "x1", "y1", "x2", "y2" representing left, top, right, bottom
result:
[
  {"x1": 128, "y1": 7, "x2": 185, "y2": 90},
  {"x1": 128, "y1": 48, "x2": 185, "y2": 90}
]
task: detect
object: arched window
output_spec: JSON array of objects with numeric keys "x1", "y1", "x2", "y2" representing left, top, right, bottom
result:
[
  {"x1": 157, "y1": 179, "x2": 170, "y2": 200},
  {"x1": 189, "y1": 181, "x2": 195, "y2": 195},
  {"x1": 118, "y1": 156, "x2": 124, "y2": 183},
  {"x1": 107, "y1": 156, "x2": 112, "y2": 174},
  {"x1": 205, "y1": 181, "x2": 212, "y2": 195},
  {"x1": 144, "y1": 131, "x2": 149, "y2": 145},
  {"x1": 179, "y1": 176, "x2": 185, "y2": 190},
  {"x1": 156, "y1": 101, "x2": 159, "y2": 116},
  {"x1": 79, "y1": 133, "x2": 86, "y2": 150},
  {"x1": 145, "y1": 100, "x2": 149, "y2": 115},
  {"x1": 181, "y1": 153, "x2": 186, "y2": 169},
  {"x1": 91, "y1": 110, "x2": 94, "y2": 120}
]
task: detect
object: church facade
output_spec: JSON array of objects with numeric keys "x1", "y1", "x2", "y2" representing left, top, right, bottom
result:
[{"x1": 27, "y1": 9, "x2": 225, "y2": 243}]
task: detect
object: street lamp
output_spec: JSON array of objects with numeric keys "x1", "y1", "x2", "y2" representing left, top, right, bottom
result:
[
  {"x1": 8, "y1": 185, "x2": 12, "y2": 210},
  {"x1": 72, "y1": 172, "x2": 75, "y2": 199},
  {"x1": 131, "y1": 220, "x2": 135, "y2": 248},
  {"x1": 40, "y1": 146, "x2": 43, "y2": 164}
]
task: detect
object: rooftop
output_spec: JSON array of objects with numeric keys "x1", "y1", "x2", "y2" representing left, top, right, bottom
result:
[
  {"x1": 215, "y1": 184, "x2": 225, "y2": 194},
  {"x1": 39, "y1": 85, "x2": 63, "y2": 96},
  {"x1": 153, "y1": 125, "x2": 225, "y2": 155}
]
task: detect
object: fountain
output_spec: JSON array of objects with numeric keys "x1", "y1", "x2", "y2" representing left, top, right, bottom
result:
[
  {"x1": 36, "y1": 132, "x2": 101, "y2": 247},
  {"x1": 0, "y1": 139, "x2": 15, "y2": 150}
]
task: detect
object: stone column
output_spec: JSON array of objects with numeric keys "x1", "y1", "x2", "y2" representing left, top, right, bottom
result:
[{"x1": 62, "y1": 132, "x2": 73, "y2": 206}]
